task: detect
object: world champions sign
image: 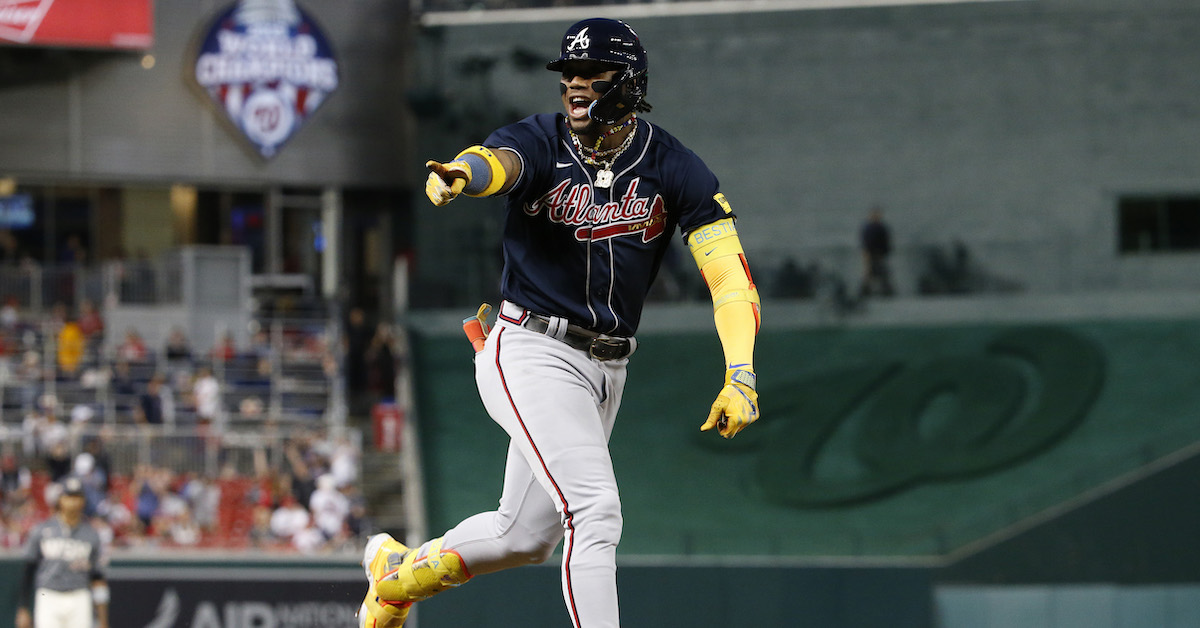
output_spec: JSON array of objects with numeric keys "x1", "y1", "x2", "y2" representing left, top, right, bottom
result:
[{"x1": 193, "y1": 0, "x2": 339, "y2": 159}]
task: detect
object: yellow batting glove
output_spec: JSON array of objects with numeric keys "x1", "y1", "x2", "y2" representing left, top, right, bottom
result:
[
  {"x1": 701, "y1": 367, "x2": 759, "y2": 439},
  {"x1": 424, "y1": 159, "x2": 470, "y2": 206}
]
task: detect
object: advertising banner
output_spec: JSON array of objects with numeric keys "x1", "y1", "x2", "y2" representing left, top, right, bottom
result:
[
  {"x1": 0, "y1": 0, "x2": 153, "y2": 49},
  {"x1": 193, "y1": 0, "x2": 340, "y2": 159},
  {"x1": 110, "y1": 566, "x2": 362, "y2": 627}
]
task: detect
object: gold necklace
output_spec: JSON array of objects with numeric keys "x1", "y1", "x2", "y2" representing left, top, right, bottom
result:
[{"x1": 570, "y1": 117, "x2": 638, "y2": 189}]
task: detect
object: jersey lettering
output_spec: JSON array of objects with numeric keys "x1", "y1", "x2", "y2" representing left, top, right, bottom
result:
[
  {"x1": 527, "y1": 178, "x2": 667, "y2": 244},
  {"x1": 487, "y1": 114, "x2": 729, "y2": 335},
  {"x1": 40, "y1": 537, "x2": 91, "y2": 562}
]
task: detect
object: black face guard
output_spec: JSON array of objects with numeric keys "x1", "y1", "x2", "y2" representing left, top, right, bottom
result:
[{"x1": 586, "y1": 67, "x2": 650, "y2": 125}]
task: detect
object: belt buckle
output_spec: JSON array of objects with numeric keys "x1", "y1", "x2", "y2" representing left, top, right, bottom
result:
[{"x1": 588, "y1": 337, "x2": 628, "y2": 361}]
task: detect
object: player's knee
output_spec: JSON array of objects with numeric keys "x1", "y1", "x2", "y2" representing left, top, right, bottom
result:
[
  {"x1": 507, "y1": 533, "x2": 559, "y2": 565},
  {"x1": 575, "y1": 490, "x2": 623, "y2": 546}
]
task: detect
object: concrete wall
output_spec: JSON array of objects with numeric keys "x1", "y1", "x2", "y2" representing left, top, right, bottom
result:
[{"x1": 410, "y1": 0, "x2": 1200, "y2": 299}]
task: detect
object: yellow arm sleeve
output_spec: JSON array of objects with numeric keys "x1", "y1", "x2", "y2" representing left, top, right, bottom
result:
[{"x1": 687, "y1": 217, "x2": 760, "y2": 370}]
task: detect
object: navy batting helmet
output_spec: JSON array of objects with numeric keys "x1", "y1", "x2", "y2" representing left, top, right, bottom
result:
[{"x1": 547, "y1": 18, "x2": 651, "y2": 124}]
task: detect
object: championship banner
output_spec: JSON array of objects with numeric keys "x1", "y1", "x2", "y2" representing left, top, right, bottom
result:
[
  {"x1": 193, "y1": 0, "x2": 340, "y2": 159},
  {"x1": 0, "y1": 0, "x2": 153, "y2": 49}
]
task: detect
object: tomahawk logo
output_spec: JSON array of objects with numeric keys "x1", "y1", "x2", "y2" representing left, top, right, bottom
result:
[
  {"x1": 566, "y1": 26, "x2": 590, "y2": 52},
  {"x1": 0, "y1": 0, "x2": 53, "y2": 43}
]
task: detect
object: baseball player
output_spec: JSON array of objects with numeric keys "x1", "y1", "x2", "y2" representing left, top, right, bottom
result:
[
  {"x1": 16, "y1": 476, "x2": 110, "y2": 628},
  {"x1": 359, "y1": 17, "x2": 760, "y2": 628}
]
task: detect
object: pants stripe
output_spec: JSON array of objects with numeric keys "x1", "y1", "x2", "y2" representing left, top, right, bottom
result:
[{"x1": 493, "y1": 327, "x2": 583, "y2": 628}]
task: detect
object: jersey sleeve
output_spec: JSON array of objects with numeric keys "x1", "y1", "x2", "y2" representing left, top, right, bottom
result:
[
  {"x1": 485, "y1": 115, "x2": 556, "y2": 204},
  {"x1": 22, "y1": 524, "x2": 41, "y2": 562},
  {"x1": 90, "y1": 527, "x2": 109, "y2": 579},
  {"x1": 669, "y1": 149, "x2": 732, "y2": 238}
]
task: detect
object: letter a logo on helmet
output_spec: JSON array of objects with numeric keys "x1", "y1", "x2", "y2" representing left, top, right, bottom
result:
[
  {"x1": 547, "y1": 18, "x2": 652, "y2": 125},
  {"x1": 566, "y1": 27, "x2": 590, "y2": 52}
]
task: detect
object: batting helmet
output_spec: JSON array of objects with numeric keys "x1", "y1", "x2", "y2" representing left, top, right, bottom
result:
[{"x1": 547, "y1": 18, "x2": 651, "y2": 125}]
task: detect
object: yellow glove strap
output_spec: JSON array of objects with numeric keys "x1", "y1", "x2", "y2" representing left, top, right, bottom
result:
[{"x1": 454, "y1": 145, "x2": 507, "y2": 197}]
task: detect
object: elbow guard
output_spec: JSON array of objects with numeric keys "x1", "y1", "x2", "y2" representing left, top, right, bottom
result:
[
  {"x1": 455, "y1": 145, "x2": 507, "y2": 197},
  {"x1": 688, "y1": 217, "x2": 761, "y2": 333}
]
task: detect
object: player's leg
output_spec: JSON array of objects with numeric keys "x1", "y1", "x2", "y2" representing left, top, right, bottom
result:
[
  {"x1": 472, "y1": 323, "x2": 628, "y2": 628},
  {"x1": 441, "y1": 441, "x2": 565, "y2": 573},
  {"x1": 66, "y1": 589, "x2": 92, "y2": 628},
  {"x1": 359, "y1": 435, "x2": 567, "y2": 627}
]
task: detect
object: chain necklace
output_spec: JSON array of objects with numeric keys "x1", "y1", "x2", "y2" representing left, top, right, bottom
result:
[{"x1": 570, "y1": 116, "x2": 638, "y2": 189}]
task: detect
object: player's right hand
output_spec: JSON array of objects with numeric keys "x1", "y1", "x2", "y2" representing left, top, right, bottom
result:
[
  {"x1": 425, "y1": 159, "x2": 470, "y2": 206},
  {"x1": 15, "y1": 607, "x2": 31, "y2": 628}
]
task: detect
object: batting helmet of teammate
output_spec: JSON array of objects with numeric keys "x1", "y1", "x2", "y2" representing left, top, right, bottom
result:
[{"x1": 546, "y1": 18, "x2": 652, "y2": 125}]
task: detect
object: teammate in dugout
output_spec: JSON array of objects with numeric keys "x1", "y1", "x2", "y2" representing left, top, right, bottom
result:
[
  {"x1": 359, "y1": 17, "x2": 760, "y2": 628},
  {"x1": 16, "y1": 477, "x2": 110, "y2": 628}
]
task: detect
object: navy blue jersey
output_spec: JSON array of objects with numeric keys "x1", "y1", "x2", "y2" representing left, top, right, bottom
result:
[{"x1": 486, "y1": 113, "x2": 731, "y2": 336}]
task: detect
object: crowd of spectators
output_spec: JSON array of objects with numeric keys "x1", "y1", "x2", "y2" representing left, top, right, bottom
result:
[
  {"x1": 0, "y1": 427, "x2": 367, "y2": 554},
  {"x1": 0, "y1": 297, "x2": 371, "y2": 555}
]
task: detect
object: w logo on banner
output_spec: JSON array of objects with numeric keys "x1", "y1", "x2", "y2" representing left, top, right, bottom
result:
[
  {"x1": 193, "y1": 0, "x2": 339, "y2": 159},
  {"x1": 0, "y1": 0, "x2": 53, "y2": 43},
  {"x1": 566, "y1": 26, "x2": 590, "y2": 52}
]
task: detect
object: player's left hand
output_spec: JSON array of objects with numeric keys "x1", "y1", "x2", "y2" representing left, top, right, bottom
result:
[
  {"x1": 701, "y1": 367, "x2": 759, "y2": 439},
  {"x1": 425, "y1": 159, "x2": 470, "y2": 206}
]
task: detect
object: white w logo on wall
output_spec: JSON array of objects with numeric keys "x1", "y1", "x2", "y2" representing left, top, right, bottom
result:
[{"x1": 566, "y1": 26, "x2": 590, "y2": 51}]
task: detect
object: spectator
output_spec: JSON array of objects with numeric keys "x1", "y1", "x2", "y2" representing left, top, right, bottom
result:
[
  {"x1": 164, "y1": 326, "x2": 192, "y2": 361},
  {"x1": 131, "y1": 465, "x2": 168, "y2": 532},
  {"x1": 0, "y1": 296, "x2": 20, "y2": 329},
  {"x1": 365, "y1": 323, "x2": 398, "y2": 402},
  {"x1": 308, "y1": 473, "x2": 349, "y2": 540},
  {"x1": 268, "y1": 495, "x2": 310, "y2": 542},
  {"x1": 77, "y1": 299, "x2": 104, "y2": 346},
  {"x1": 248, "y1": 505, "x2": 278, "y2": 549},
  {"x1": 343, "y1": 307, "x2": 372, "y2": 412},
  {"x1": 344, "y1": 485, "x2": 371, "y2": 541},
  {"x1": 191, "y1": 366, "x2": 221, "y2": 429},
  {"x1": 329, "y1": 435, "x2": 359, "y2": 489},
  {"x1": 858, "y1": 206, "x2": 895, "y2": 298},
  {"x1": 0, "y1": 453, "x2": 31, "y2": 506},
  {"x1": 56, "y1": 316, "x2": 85, "y2": 378},
  {"x1": 116, "y1": 328, "x2": 148, "y2": 362},
  {"x1": 0, "y1": 230, "x2": 20, "y2": 265},
  {"x1": 108, "y1": 360, "x2": 137, "y2": 397},
  {"x1": 211, "y1": 331, "x2": 237, "y2": 363},
  {"x1": 81, "y1": 438, "x2": 112, "y2": 493},
  {"x1": 283, "y1": 437, "x2": 317, "y2": 510},
  {"x1": 182, "y1": 474, "x2": 219, "y2": 533},
  {"x1": 73, "y1": 452, "x2": 108, "y2": 517},
  {"x1": 136, "y1": 374, "x2": 167, "y2": 427},
  {"x1": 44, "y1": 442, "x2": 72, "y2": 484}
]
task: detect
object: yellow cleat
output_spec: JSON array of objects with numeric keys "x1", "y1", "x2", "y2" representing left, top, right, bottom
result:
[
  {"x1": 358, "y1": 533, "x2": 412, "y2": 628},
  {"x1": 375, "y1": 536, "x2": 472, "y2": 603}
]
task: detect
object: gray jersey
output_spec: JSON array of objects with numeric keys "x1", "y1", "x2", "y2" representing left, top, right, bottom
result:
[{"x1": 23, "y1": 517, "x2": 106, "y2": 592}]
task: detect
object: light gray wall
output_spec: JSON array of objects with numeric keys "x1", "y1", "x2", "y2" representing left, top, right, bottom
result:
[
  {"x1": 0, "y1": 0, "x2": 415, "y2": 187},
  {"x1": 410, "y1": 0, "x2": 1200, "y2": 299}
]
